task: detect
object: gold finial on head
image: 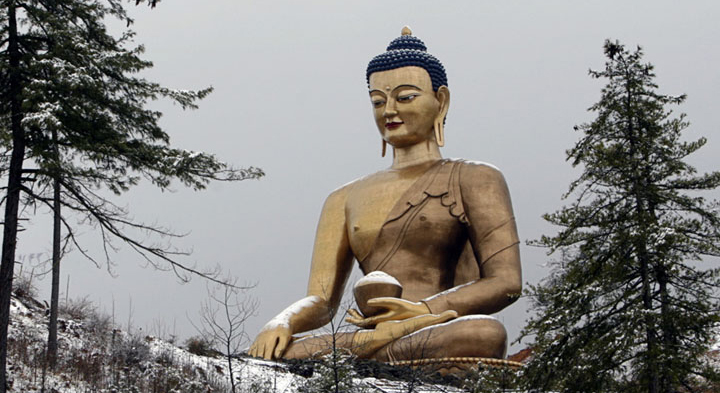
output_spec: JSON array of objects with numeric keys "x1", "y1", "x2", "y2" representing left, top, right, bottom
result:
[{"x1": 401, "y1": 26, "x2": 412, "y2": 36}]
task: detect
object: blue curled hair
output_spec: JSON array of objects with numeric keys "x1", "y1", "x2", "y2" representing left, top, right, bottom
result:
[{"x1": 366, "y1": 34, "x2": 448, "y2": 91}]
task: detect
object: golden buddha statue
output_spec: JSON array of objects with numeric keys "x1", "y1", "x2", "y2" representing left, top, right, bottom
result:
[{"x1": 249, "y1": 27, "x2": 522, "y2": 365}]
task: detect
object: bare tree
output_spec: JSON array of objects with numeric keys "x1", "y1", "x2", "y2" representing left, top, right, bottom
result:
[
  {"x1": 191, "y1": 278, "x2": 257, "y2": 393},
  {"x1": 0, "y1": 1, "x2": 263, "y2": 389},
  {"x1": 293, "y1": 299, "x2": 366, "y2": 393},
  {"x1": 46, "y1": 129, "x2": 62, "y2": 368},
  {"x1": 393, "y1": 329, "x2": 438, "y2": 393}
]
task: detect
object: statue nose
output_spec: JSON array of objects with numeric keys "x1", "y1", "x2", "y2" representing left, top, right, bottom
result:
[
  {"x1": 383, "y1": 101, "x2": 398, "y2": 118},
  {"x1": 383, "y1": 109, "x2": 397, "y2": 118}
]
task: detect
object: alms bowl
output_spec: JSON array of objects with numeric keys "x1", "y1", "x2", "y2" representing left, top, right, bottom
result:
[{"x1": 353, "y1": 271, "x2": 403, "y2": 317}]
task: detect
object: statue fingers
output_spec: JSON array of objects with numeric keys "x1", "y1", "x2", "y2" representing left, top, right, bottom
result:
[
  {"x1": 435, "y1": 309, "x2": 458, "y2": 323},
  {"x1": 402, "y1": 310, "x2": 457, "y2": 327},
  {"x1": 261, "y1": 341, "x2": 274, "y2": 360},
  {"x1": 375, "y1": 310, "x2": 458, "y2": 338},
  {"x1": 250, "y1": 340, "x2": 264, "y2": 358},
  {"x1": 345, "y1": 314, "x2": 375, "y2": 328},
  {"x1": 251, "y1": 343, "x2": 261, "y2": 358},
  {"x1": 344, "y1": 311, "x2": 363, "y2": 325},
  {"x1": 357, "y1": 310, "x2": 399, "y2": 327},
  {"x1": 366, "y1": 297, "x2": 407, "y2": 309},
  {"x1": 346, "y1": 308, "x2": 364, "y2": 320},
  {"x1": 403, "y1": 312, "x2": 451, "y2": 332},
  {"x1": 346, "y1": 307, "x2": 393, "y2": 327},
  {"x1": 250, "y1": 342, "x2": 260, "y2": 358},
  {"x1": 274, "y1": 335, "x2": 290, "y2": 359},
  {"x1": 249, "y1": 334, "x2": 270, "y2": 359}
]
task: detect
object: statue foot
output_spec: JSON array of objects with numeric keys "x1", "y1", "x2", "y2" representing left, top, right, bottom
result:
[{"x1": 352, "y1": 310, "x2": 457, "y2": 358}]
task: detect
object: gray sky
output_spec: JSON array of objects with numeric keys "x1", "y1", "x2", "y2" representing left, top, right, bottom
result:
[{"x1": 17, "y1": 0, "x2": 720, "y2": 353}]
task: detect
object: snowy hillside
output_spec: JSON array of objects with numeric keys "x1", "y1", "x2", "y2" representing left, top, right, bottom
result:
[
  {"x1": 6, "y1": 292, "x2": 490, "y2": 392},
  {"x1": 9, "y1": 289, "x2": 720, "y2": 392}
]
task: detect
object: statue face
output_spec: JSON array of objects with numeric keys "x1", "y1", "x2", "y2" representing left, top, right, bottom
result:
[{"x1": 369, "y1": 66, "x2": 441, "y2": 148}]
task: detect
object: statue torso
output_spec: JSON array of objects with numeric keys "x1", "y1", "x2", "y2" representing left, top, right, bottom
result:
[
  {"x1": 345, "y1": 160, "x2": 439, "y2": 261},
  {"x1": 344, "y1": 159, "x2": 470, "y2": 301}
]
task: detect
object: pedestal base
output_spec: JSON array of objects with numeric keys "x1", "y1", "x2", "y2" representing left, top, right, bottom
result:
[{"x1": 387, "y1": 356, "x2": 523, "y2": 375}]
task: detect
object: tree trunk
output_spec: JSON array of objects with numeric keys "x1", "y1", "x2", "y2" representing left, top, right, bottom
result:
[
  {"x1": 624, "y1": 76, "x2": 659, "y2": 393},
  {"x1": 657, "y1": 266, "x2": 673, "y2": 393},
  {"x1": 0, "y1": 2, "x2": 27, "y2": 391},
  {"x1": 639, "y1": 251, "x2": 659, "y2": 393},
  {"x1": 47, "y1": 130, "x2": 62, "y2": 368},
  {"x1": 226, "y1": 343, "x2": 235, "y2": 393}
]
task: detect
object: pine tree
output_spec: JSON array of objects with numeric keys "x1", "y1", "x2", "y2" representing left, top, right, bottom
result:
[
  {"x1": 520, "y1": 40, "x2": 720, "y2": 393},
  {"x1": 0, "y1": 0, "x2": 262, "y2": 389}
]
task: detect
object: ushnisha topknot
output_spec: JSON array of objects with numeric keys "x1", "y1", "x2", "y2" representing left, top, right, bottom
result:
[{"x1": 366, "y1": 26, "x2": 448, "y2": 92}]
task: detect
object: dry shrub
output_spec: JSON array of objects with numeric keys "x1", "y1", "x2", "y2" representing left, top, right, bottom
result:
[
  {"x1": 154, "y1": 349, "x2": 175, "y2": 367},
  {"x1": 85, "y1": 308, "x2": 113, "y2": 338},
  {"x1": 12, "y1": 271, "x2": 37, "y2": 300},
  {"x1": 60, "y1": 296, "x2": 95, "y2": 321},
  {"x1": 185, "y1": 336, "x2": 216, "y2": 357},
  {"x1": 7, "y1": 329, "x2": 43, "y2": 367},
  {"x1": 64, "y1": 349, "x2": 106, "y2": 387},
  {"x1": 112, "y1": 332, "x2": 151, "y2": 367}
]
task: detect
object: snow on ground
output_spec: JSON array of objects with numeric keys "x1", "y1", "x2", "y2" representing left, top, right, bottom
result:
[
  {"x1": 6, "y1": 293, "x2": 466, "y2": 392},
  {"x1": 8, "y1": 292, "x2": 720, "y2": 392}
]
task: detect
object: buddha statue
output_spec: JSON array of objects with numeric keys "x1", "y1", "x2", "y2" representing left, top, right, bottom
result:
[{"x1": 249, "y1": 27, "x2": 522, "y2": 365}]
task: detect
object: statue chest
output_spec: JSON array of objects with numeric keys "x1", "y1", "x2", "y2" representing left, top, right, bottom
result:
[{"x1": 345, "y1": 176, "x2": 417, "y2": 261}]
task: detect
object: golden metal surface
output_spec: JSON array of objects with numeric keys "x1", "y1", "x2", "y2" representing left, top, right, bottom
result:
[{"x1": 249, "y1": 32, "x2": 522, "y2": 365}]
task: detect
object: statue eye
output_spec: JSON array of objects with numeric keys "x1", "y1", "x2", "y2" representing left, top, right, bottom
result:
[
  {"x1": 372, "y1": 100, "x2": 385, "y2": 108},
  {"x1": 397, "y1": 94, "x2": 417, "y2": 102}
]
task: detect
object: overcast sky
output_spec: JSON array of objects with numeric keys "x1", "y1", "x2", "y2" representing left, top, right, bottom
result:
[{"x1": 17, "y1": 1, "x2": 720, "y2": 353}]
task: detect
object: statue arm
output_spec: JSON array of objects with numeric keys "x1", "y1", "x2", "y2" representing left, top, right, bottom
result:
[
  {"x1": 299, "y1": 184, "x2": 356, "y2": 330},
  {"x1": 249, "y1": 185, "x2": 355, "y2": 359},
  {"x1": 423, "y1": 162, "x2": 522, "y2": 316}
]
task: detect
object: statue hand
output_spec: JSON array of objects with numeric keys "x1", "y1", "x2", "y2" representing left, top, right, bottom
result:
[
  {"x1": 350, "y1": 310, "x2": 458, "y2": 357},
  {"x1": 248, "y1": 325, "x2": 293, "y2": 360},
  {"x1": 346, "y1": 297, "x2": 432, "y2": 328}
]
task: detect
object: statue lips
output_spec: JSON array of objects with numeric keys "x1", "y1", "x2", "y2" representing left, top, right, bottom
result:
[{"x1": 385, "y1": 121, "x2": 403, "y2": 130}]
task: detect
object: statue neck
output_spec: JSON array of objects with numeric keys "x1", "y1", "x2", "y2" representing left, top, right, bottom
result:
[{"x1": 391, "y1": 139, "x2": 442, "y2": 169}]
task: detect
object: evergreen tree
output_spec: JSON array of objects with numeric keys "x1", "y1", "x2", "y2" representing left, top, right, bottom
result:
[
  {"x1": 520, "y1": 40, "x2": 720, "y2": 393},
  {"x1": 298, "y1": 350, "x2": 368, "y2": 393},
  {"x1": 0, "y1": 0, "x2": 262, "y2": 389}
]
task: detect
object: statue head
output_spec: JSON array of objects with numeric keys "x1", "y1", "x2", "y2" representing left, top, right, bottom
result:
[
  {"x1": 367, "y1": 27, "x2": 450, "y2": 154},
  {"x1": 366, "y1": 26, "x2": 447, "y2": 92}
]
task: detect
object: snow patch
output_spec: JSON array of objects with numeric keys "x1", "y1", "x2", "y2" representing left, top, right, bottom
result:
[
  {"x1": 424, "y1": 280, "x2": 475, "y2": 301},
  {"x1": 262, "y1": 295, "x2": 322, "y2": 330},
  {"x1": 354, "y1": 271, "x2": 402, "y2": 289},
  {"x1": 402, "y1": 314, "x2": 499, "y2": 340}
]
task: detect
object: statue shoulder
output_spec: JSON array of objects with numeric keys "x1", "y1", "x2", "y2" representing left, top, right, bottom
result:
[
  {"x1": 324, "y1": 182, "x2": 352, "y2": 207},
  {"x1": 455, "y1": 159, "x2": 514, "y2": 215},
  {"x1": 456, "y1": 160, "x2": 507, "y2": 185},
  {"x1": 328, "y1": 169, "x2": 392, "y2": 197},
  {"x1": 323, "y1": 171, "x2": 378, "y2": 205}
]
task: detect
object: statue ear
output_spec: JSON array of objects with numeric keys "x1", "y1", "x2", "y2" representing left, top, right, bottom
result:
[
  {"x1": 434, "y1": 86, "x2": 450, "y2": 147},
  {"x1": 436, "y1": 86, "x2": 450, "y2": 119}
]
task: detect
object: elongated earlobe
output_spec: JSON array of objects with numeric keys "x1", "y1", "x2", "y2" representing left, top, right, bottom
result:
[
  {"x1": 382, "y1": 140, "x2": 387, "y2": 157},
  {"x1": 434, "y1": 86, "x2": 450, "y2": 148},
  {"x1": 434, "y1": 120, "x2": 445, "y2": 147}
]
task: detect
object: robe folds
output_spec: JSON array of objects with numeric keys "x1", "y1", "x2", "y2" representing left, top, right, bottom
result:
[{"x1": 358, "y1": 159, "x2": 520, "y2": 316}]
